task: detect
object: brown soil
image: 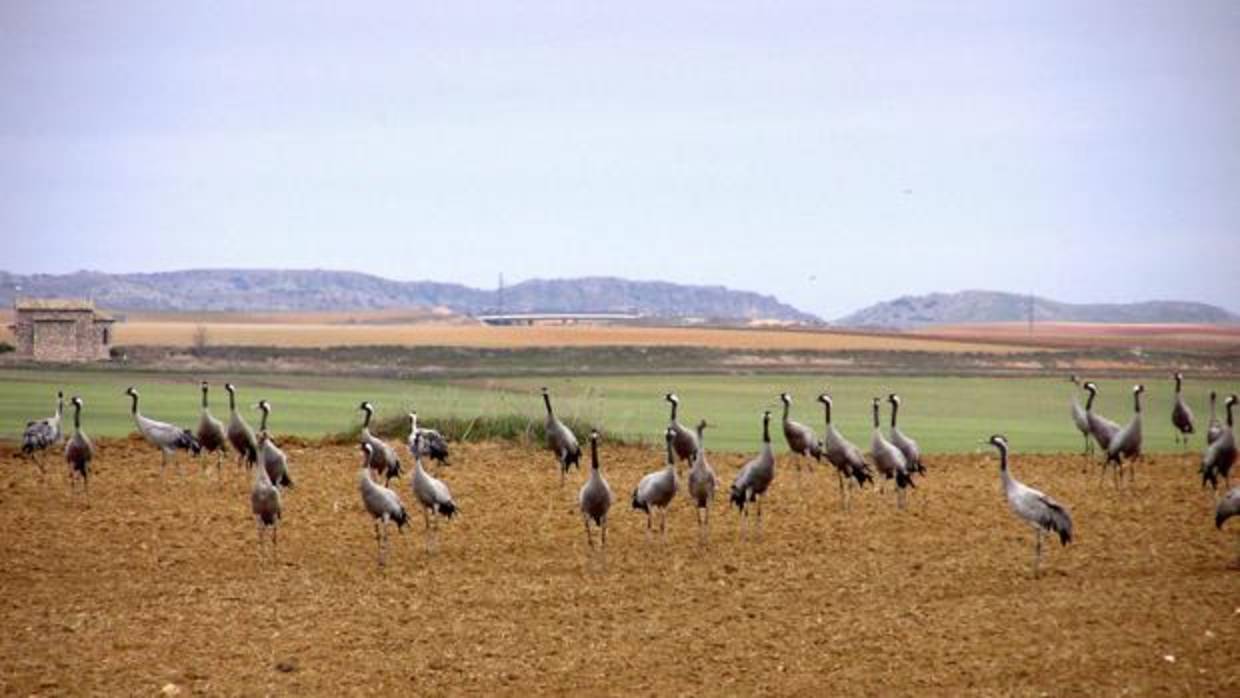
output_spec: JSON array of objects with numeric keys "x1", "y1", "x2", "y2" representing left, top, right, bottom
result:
[
  {"x1": 1, "y1": 441, "x2": 1237, "y2": 696},
  {"x1": 918, "y1": 322, "x2": 1240, "y2": 352}
]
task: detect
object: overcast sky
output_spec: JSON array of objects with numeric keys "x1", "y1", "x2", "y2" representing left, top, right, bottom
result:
[{"x1": 2, "y1": 2, "x2": 1238, "y2": 319}]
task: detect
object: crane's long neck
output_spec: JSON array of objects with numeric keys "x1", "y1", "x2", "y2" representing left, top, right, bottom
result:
[
  {"x1": 665, "y1": 437, "x2": 675, "y2": 469},
  {"x1": 128, "y1": 392, "x2": 139, "y2": 416},
  {"x1": 669, "y1": 401, "x2": 677, "y2": 421},
  {"x1": 1133, "y1": 390, "x2": 1142, "y2": 414},
  {"x1": 73, "y1": 402, "x2": 81, "y2": 430},
  {"x1": 1085, "y1": 389, "x2": 1096, "y2": 412},
  {"x1": 762, "y1": 417, "x2": 770, "y2": 444},
  {"x1": 890, "y1": 400, "x2": 899, "y2": 428},
  {"x1": 1227, "y1": 401, "x2": 1234, "y2": 428},
  {"x1": 260, "y1": 408, "x2": 269, "y2": 432},
  {"x1": 201, "y1": 387, "x2": 209, "y2": 409},
  {"x1": 781, "y1": 400, "x2": 790, "y2": 423},
  {"x1": 822, "y1": 400, "x2": 832, "y2": 426},
  {"x1": 228, "y1": 388, "x2": 237, "y2": 412},
  {"x1": 872, "y1": 402, "x2": 880, "y2": 429},
  {"x1": 543, "y1": 393, "x2": 554, "y2": 417},
  {"x1": 413, "y1": 436, "x2": 425, "y2": 474},
  {"x1": 590, "y1": 439, "x2": 600, "y2": 471},
  {"x1": 1175, "y1": 375, "x2": 1183, "y2": 394},
  {"x1": 996, "y1": 445, "x2": 1012, "y2": 490},
  {"x1": 362, "y1": 409, "x2": 372, "y2": 428},
  {"x1": 56, "y1": 395, "x2": 64, "y2": 417},
  {"x1": 1209, "y1": 393, "x2": 1217, "y2": 420}
]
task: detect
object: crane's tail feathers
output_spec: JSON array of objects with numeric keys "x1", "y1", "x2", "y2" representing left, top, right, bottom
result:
[
  {"x1": 437, "y1": 501, "x2": 458, "y2": 518},
  {"x1": 895, "y1": 470, "x2": 915, "y2": 490},
  {"x1": 729, "y1": 485, "x2": 747, "y2": 511},
  {"x1": 631, "y1": 490, "x2": 649, "y2": 513},
  {"x1": 565, "y1": 448, "x2": 582, "y2": 470},
  {"x1": 279, "y1": 471, "x2": 294, "y2": 489},
  {"x1": 392, "y1": 508, "x2": 409, "y2": 528}
]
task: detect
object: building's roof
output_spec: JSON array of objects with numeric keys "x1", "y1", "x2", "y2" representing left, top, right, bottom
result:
[{"x1": 15, "y1": 297, "x2": 95, "y2": 312}]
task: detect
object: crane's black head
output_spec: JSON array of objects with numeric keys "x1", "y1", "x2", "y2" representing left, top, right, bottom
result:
[
  {"x1": 225, "y1": 382, "x2": 236, "y2": 393},
  {"x1": 697, "y1": 418, "x2": 708, "y2": 430},
  {"x1": 762, "y1": 410, "x2": 771, "y2": 423},
  {"x1": 1083, "y1": 381, "x2": 1098, "y2": 393},
  {"x1": 665, "y1": 392, "x2": 678, "y2": 403},
  {"x1": 888, "y1": 393, "x2": 901, "y2": 404},
  {"x1": 1228, "y1": 394, "x2": 1238, "y2": 407},
  {"x1": 71, "y1": 396, "x2": 83, "y2": 408},
  {"x1": 200, "y1": 380, "x2": 209, "y2": 389},
  {"x1": 871, "y1": 396, "x2": 880, "y2": 406},
  {"x1": 359, "y1": 401, "x2": 373, "y2": 413},
  {"x1": 57, "y1": 390, "x2": 64, "y2": 399},
  {"x1": 1133, "y1": 384, "x2": 1145, "y2": 394},
  {"x1": 987, "y1": 434, "x2": 1009, "y2": 450},
  {"x1": 1174, "y1": 372, "x2": 1183, "y2": 381},
  {"x1": 1068, "y1": 374, "x2": 1079, "y2": 384},
  {"x1": 589, "y1": 429, "x2": 599, "y2": 444},
  {"x1": 817, "y1": 393, "x2": 832, "y2": 405},
  {"x1": 1210, "y1": 390, "x2": 1217, "y2": 400},
  {"x1": 779, "y1": 392, "x2": 791, "y2": 405},
  {"x1": 124, "y1": 386, "x2": 137, "y2": 397},
  {"x1": 540, "y1": 386, "x2": 549, "y2": 395},
  {"x1": 258, "y1": 399, "x2": 271, "y2": 413}
]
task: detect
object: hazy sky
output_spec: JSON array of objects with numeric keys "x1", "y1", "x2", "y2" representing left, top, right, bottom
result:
[{"x1": 2, "y1": 2, "x2": 1238, "y2": 319}]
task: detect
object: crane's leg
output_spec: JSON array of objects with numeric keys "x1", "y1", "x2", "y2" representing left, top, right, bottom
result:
[
  {"x1": 255, "y1": 516, "x2": 265, "y2": 562},
  {"x1": 755, "y1": 494, "x2": 764, "y2": 538},
  {"x1": 271, "y1": 521, "x2": 279, "y2": 563},
  {"x1": 660, "y1": 507, "x2": 668, "y2": 540},
  {"x1": 1032, "y1": 530, "x2": 1044, "y2": 578},
  {"x1": 837, "y1": 471, "x2": 847, "y2": 511},
  {"x1": 582, "y1": 513, "x2": 594, "y2": 549},
  {"x1": 601, "y1": 517, "x2": 608, "y2": 549},
  {"x1": 374, "y1": 520, "x2": 384, "y2": 567}
]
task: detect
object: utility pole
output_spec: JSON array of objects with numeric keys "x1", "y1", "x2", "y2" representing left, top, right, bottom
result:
[{"x1": 498, "y1": 273, "x2": 505, "y2": 315}]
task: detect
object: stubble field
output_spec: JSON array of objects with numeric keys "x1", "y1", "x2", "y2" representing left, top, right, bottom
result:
[{"x1": 1, "y1": 439, "x2": 1237, "y2": 695}]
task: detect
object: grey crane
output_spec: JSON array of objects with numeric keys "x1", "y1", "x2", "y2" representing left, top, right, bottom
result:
[
  {"x1": 632, "y1": 428, "x2": 679, "y2": 539},
  {"x1": 1200, "y1": 394, "x2": 1237, "y2": 490},
  {"x1": 1171, "y1": 373, "x2": 1196, "y2": 448},
  {"x1": 888, "y1": 393, "x2": 926, "y2": 476},
  {"x1": 250, "y1": 447, "x2": 282, "y2": 562},
  {"x1": 578, "y1": 430, "x2": 614, "y2": 550},
  {"x1": 224, "y1": 383, "x2": 258, "y2": 471},
  {"x1": 64, "y1": 396, "x2": 93, "y2": 496},
  {"x1": 359, "y1": 402, "x2": 402, "y2": 484},
  {"x1": 21, "y1": 390, "x2": 64, "y2": 474},
  {"x1": 357, "y1": 443, "x2": 409, "y2": 567},
  {"x1": 1068, "y1": 375, "x2": 1093, "y2": 456},
  {"x1": 196, "y1": 381, "x2": 229, "y2": 479},
  {"x1": 870, "y1": 397, "x2": 913, "y2": 510},
  {"x1": 1083, "y1": 381, "x2": 1121, "y2": 454},
  {"x1": 1206, "y1": 391, "x2": 1224, "y2": 446},
  {"x1": 665, "y1": 393, "x2": 699, "y2": 464},
  {"x1": 256, "y1": 400, "x2": 293, "y2": 489},
  {"x1": 125, "y1": 386, "x2": 201, "y2": 476},
  {"x1": 817, "y1": 393, "x2": 874, "y2": 511},
  {"x1": 409, "y1": 430, "x2": 458, "y2": 553},
  {"x1": 986, "y1": 435, "x2": 1074, "y2": 578},
  {"x1": 542, "y1": 387, "x2": 581, "y2": 484},
  {"x1": 687, "y1": 419, "x2": 719, "y2": 542},
  {"x1": 779, "y1": 393, "x2": 822, "y2": 482},
  {"x1": 730, "y1": 410, "x2": 776, "y2": 535},
  {"x1": 408, "y1": 410, "x2": 450, "y2": 466},
  {"x1": 1103, "y1": 384, "x2": 1145, "y2": 485},
  {"x1": 1216, "y1": 486, "x2": 1240, "y2": 565}
]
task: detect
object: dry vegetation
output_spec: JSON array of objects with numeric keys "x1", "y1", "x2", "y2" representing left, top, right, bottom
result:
[
  {"x1": 917, "y1": 322, "x2": 1240, "y2": 352},
  {"x1": 96, "y1": 319, "x2": 1035, "y2": 354},
  {"x1": 2, "y1": 439, "x2": 1237, "y2": 695}
]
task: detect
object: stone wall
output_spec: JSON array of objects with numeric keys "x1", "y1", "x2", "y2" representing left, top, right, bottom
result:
[{"x1": 12, "y1": 309, "x2": 111, "y2": 362}]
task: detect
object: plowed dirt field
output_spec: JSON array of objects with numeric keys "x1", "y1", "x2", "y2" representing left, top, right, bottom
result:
[{"x1": 1, "y1": 440, "x2": 1237, "y2": 696}]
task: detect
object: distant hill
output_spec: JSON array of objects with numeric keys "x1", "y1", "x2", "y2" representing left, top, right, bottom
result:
[
  {"x1": 0, "y1": 270, "x2": 819, "y2": 323},
  {"x1": 835, "y1": 290, "x2": 1236, "y2": 329}
]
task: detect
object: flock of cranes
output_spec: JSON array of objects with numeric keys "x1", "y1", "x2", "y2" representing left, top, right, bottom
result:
[{"x1": 14, "y1": 373, "x2": 1240, "y2": 573}]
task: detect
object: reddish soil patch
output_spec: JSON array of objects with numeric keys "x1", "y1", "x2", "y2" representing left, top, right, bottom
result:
[{"x1": 1, "y1": 441, "x2": 1237, "y2": 695}]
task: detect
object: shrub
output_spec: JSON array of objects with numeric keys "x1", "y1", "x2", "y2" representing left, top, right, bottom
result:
[{"x1": 331, "y1": 413, "x2": 626, "y2": 447}]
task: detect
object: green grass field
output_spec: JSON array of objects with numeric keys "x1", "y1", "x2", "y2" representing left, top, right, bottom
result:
[{"x1": 2, "y1": 368, "x2": 1236, "y2": 454}]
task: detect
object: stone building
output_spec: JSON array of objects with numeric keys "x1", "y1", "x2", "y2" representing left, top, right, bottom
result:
[{"x1": 8, "y1": 298, "x2": 116, "y2": 362}]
